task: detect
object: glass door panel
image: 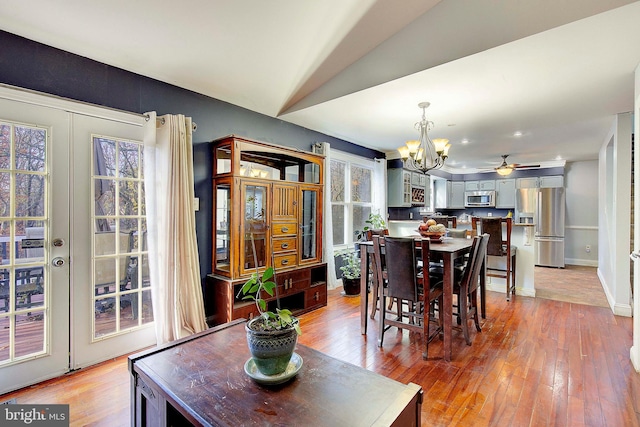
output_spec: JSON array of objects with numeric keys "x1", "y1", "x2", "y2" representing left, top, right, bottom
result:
[
  {"x1": 92, "y1": 135, "x2": 152, "y2": 340},
  {"x1": 240, "y1": 181, "x2": 269, "y2": 276},
  {"x1": 300, "y1": 185, "x2": 322, "y2": 264},
  {"x1": 215, "y1": 182, "x2": 231, "y2": 274}
]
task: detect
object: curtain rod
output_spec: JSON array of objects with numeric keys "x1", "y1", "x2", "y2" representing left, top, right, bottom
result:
[{"x1": 143, "y1": 113, "x2": 197, "y2": 132}]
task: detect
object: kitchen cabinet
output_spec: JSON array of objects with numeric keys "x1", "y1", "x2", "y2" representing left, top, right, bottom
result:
[
  {"x1": 410, "y1": 172, "x2": 429, "y2": 205},
  {"x1": 209, "y1": 135, "x2": 327, "y2": 325},
  {"x1": 496, "y1": 178, "x2": 516, "y2": 208},
  {"x1": 516, "y1": 175, "x2": 564, "y2": 189},
  {"x1": 388, "y1": 169, "x2": 429, "y2": 206},
  {"x1": 540, "y1": 175, "x2": 564, "y2": 188},
  {"x1": 516, "y1": 177, "x2": 539, "y2": 188},
  {"x1": 465, "y1": 180, "x2": 495, "y2": 191},
  {"x1": 388, "y1": 168, "x2": 412, "y2": 207},
  {"x1": 433, "y1": 179, "x2": 448, "y2": 209},
  {"x1": 450, "y1": 181, "x2": 465, "y2": 209}
]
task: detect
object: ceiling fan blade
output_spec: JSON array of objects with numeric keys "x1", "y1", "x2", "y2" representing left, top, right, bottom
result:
[{"x1": 513, "y1": 164, "x2": 540, "y2": 169}]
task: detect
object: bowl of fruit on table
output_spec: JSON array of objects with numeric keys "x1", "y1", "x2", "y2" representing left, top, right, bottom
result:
[{"x1": 417, "y1": 219, "x2": 447, "y2": 241}]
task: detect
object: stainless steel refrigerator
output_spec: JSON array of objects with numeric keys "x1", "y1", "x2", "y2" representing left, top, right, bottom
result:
[{"x1": 515, "y1": 187, "x2": 565, "y2": 268}]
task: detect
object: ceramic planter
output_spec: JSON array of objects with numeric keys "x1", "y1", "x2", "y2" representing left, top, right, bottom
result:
[{"x1": 245, "y1": 317, "x2": 298, "y2": 376}]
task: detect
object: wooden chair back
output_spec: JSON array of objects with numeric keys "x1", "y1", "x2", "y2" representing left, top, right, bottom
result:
[
  {"x1": 471, "y1": 216, "x2": 516, "y2": 300},
  {"x1": 459, "y1": 234, "x2": 489, "y2": 295},
  {"x1": 383, "y1": 237, "x2": 420, "y2": 302},
  {"x1": 430, "y1": 216, "x2": 457, "y2": 229},
  {"x1": 455, "y1": 233, "x2": 489, "y2": 345},
  {"x1": 366, "y1": 228, "x2": 389, "y2": 241},
  {"x1": 371, "y1": 235, "x2": 388, "y2": 290},
  {"x1": 471, "y1": 217, "x2": 511, "y2": 256}
]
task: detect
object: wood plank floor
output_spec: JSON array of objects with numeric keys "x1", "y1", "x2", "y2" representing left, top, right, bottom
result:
[
  {"x1": 2, "y1": 287, "x2": 639, "y2": 426},
  {"x1": 535, "y1": 265, "x2": 610, "y2": 308}
]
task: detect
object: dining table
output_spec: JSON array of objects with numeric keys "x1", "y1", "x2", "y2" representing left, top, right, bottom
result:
[{"x1": 359, "y1": 236, "x2": 485, "y2": 362}]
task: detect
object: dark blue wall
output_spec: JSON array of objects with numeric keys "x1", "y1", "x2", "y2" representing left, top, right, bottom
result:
[{"x1": 0, "y1": 30, "x2": 384, "y2": 292}]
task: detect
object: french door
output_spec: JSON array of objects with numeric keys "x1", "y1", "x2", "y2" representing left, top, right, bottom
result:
[
  {"x1": 0, "y1": 88, "x2": 155, "y2": 394},
  {"x1": 71, "y1": 113, "x2": 155, "y2": 369},
  {"x1": 0, "y1": 96, "x2": 70, "y2": 393}
]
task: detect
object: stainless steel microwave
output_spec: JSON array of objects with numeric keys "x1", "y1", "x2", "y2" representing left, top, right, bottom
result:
[{"x1": 465, "y1": 190, "x2": 496, "y2": 207}]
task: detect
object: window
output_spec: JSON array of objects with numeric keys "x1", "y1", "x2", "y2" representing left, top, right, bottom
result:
[{"x1": 330, "y1": 152, "x2": 379, "y2": 247}]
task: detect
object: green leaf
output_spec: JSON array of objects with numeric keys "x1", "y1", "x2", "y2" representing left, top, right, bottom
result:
[
  {"x1": 262, "y1": 280, "x2": 276, "y2": 296},
  {"x1": 278, "y1": 309, "x2": 292, "y2": 324},
  {"x1": 262, "y1": 267, "x2": 274, "y2": 281},
  {"x1": 258, "y1": 299, "x2": 266, "y2": 312},
  {"x1": 238, "y1": 276, "x2": 257, "y2": 296}
]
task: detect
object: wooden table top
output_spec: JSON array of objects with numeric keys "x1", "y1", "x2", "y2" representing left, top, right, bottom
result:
[
  {"x1": 130, "y1": 320, "x2": 422, "y2": 426},
  {"x1": 359, "y1": 236, "x2": 473, "y2": 254}
]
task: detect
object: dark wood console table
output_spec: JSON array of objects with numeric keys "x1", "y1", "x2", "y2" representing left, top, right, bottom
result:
[{"x1": 129, "y1": 319, "x2": 423, "y2": 426}]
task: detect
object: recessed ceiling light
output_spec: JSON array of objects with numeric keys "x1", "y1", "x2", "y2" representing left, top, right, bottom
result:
[
  {"x1": 513, "y1": 131, "x2": 523, "y2": 137},
  {"x1": 461, "y1": 139, "x2": 469, "y2": 144}
]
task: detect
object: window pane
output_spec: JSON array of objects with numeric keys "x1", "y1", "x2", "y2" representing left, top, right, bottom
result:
[
  {"x1": 0, "y1": 124, "x2": 10, "y2": 170},
  {"x1": 14, "y1": 126, "x2": 45, "y2": 172},
  {"x1": 353, "y1": 205, "x2": 372, "y2": 239},
  {"x1": 94, "y1": 138, "x2": 116, "y2": 177},
  {"x1": 15, "y1": 312, "x2": 45, "y2": 357},
  {"x1": 15, "y1": 173, "x2": 45, "y2": 217},
  {"x1": 330, "y1": 160, "x2": 345, "y2": 202},
  {"x1": 118, "y1": 141, "x2": 139, "y2": 178},
  {"x1": 351, "y1": 166, "x2": 371, "y2": 203},
  {"x1": 0, "y1": 172, "x2": 9, "y2": 217},
  {"x1": 332, "y1": 205, "x2": 345, "y2": 245}
]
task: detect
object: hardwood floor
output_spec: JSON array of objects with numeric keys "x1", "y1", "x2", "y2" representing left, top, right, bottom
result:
[
  {"x1": 2, "y1": 287, "x2": 639, "y2": 426},
  {"x1": 535, "y1": 265, "x2": 609, "y2": 308}
]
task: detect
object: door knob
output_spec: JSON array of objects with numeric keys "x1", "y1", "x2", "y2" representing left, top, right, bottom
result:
[{"x1": 52, "y1": 257, "x2": 65, "y2": 267}]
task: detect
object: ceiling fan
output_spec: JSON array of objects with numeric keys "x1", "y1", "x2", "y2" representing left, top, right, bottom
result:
[{"x1": 492, "y1": 154, "x2": 540, "y2": 176}]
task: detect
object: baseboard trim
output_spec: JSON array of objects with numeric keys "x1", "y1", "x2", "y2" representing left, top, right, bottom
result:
[
  {"x1": 485, "y1": 283, "x2": 535, "y2": 298},
  {"x1": 565, "y1": 258, "x2": 598, "y2": 267}
]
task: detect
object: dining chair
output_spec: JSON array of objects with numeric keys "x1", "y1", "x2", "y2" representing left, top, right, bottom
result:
[
  {"x1": 453, "y1": 233, "x2": 489, "y2": 345},
  {"x1": 366, "y1": 228, "x2": 389, "y2": 319},
  {"x1": 373, "y1": 236, "x2": 444, "y2": 360},
  {"x1": 430, "y1": 215, "x2": 457, "y2": 229},
  {"x1": 471, "y1": 217, "x2": 516, "y2": 301}
]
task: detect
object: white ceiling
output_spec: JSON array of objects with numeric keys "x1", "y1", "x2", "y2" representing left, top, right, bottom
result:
[{"x1": 2, "y1": 0, "x2": 640, "y2": 172}]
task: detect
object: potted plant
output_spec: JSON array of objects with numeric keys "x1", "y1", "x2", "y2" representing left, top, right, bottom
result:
[
  {"x1": 336, "y1": 248, "x2": 361, "y2": 296},
  {"x1": 237, "y1": 236, "x2": 301, "y2": 377}
]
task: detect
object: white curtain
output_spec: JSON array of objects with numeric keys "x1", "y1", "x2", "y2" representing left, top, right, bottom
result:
[
  {"x1": 321, "y1": 142, "x2": 340, "y2": 290},
  {"x1": 373, "y1": 158, "x2": 387, "y2": 218},
  {"x1": 143, "y1": 111, "x2": 207, "y2": 344}
]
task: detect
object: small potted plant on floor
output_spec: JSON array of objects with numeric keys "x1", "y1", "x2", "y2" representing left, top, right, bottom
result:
[
  {"x1": 336, "y1": 248, "x2": 361, "y2": 296},
  {"x1": 237, "y1": 237, "x2": 301, "y2": 377}
]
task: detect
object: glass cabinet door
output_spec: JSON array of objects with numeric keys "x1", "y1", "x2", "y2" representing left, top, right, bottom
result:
[
  {"x1": 214, "y1": 182, "x2": 231, "y2": 274},
  {"x1": 299, "y1": 185, "x2": 322, "y2": 264},
  {"x1": 240, "y1": 181, "x2": 269, "y2": 276}
]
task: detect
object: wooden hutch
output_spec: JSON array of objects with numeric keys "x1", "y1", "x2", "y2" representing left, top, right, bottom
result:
[{"x1": 207, "y1": 135, "x2": 327, "y2": 326}]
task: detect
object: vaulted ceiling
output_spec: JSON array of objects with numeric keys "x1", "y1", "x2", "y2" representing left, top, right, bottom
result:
[{"x1": 2, "y1": 0, "x2": 640, "y2": 171}]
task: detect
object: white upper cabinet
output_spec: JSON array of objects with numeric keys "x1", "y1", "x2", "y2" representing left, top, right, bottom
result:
[
  {"x1": 465, "y1": 180, "x2": 495, "y2": 191},
  {"x1": 496, "y1": 179, "x2": 516, "y2": 208},
  {"x1": 539, "y1": 175, "x2": 564, "y2": 188},
  {"x1": 516, "y1": 177, "x2": 539, "y2": 188}
]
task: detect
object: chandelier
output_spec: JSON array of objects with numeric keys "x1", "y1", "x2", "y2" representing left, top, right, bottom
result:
[{"x1": 397, "y1": 102, "x2": 450, "y2": 174}]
